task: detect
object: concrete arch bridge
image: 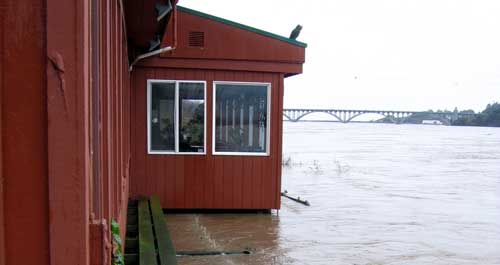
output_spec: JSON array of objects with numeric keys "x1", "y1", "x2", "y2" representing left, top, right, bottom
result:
[{"x1": 283, "y1": 108, "x2": 477, "y2": 125}]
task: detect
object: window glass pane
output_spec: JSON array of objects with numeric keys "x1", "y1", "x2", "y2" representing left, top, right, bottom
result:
[
  {"x1": 179, "y1": 83, "x2": 205, "y2": 153},
  {"x1": 150, "y1": 82, "x2": 175, "y2": 151},
  {"x1": 215, "y1": 84, "x2": 268, "y2": 153}
]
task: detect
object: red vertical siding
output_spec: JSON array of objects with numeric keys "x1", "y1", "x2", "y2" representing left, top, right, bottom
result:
[
  {"x1": 0, "y1": 3, "x2": 4, "y2": 262},
  {"x1": 90, "y1": 0, "x2": 131, "y2": 254},
  {"x1": 92, "y1": 0, "x2": 133, "y2": 262},
  {"x1": 0, "y1": 0, "x2": 132, "y2": 264},
  {"x1": 131, "y1": 67, "x2": 284, "y2": 209},
  {"x1": 1, "y1": 1, "x2": 50, "y2": 265},
  {"x1": 1, "y1": 0, "x2": 144, "y2": 263},
  {"x1": 46, "y1": 0, "x2": 92, "y2": 263},
  {"x1": 101, "y1": 0, "x2": 111, "y2": 224}
]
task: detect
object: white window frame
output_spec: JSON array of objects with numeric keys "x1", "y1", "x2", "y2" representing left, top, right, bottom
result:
[
  {"x1": 212, "y1": 81, "x2": 271, "y2": 156},
  {"x1": 147, "y1": 79, "x2": 207, "y2": 155}
]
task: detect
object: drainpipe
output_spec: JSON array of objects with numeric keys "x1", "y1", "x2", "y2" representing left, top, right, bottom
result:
[
  {"x1": 172, "y1": 3, "x2": 178, "y2": 50},
  {"x1": 129, "y1": 46, "x2": 173, "y2": 71},
  {"x1": 129, "y1": 4, "x2": 178, "y2": 71}
]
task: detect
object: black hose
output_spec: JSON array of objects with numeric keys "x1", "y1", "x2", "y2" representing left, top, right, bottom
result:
[{"x1": 176, "y1": 250, "x2": 252, "y2": 257}]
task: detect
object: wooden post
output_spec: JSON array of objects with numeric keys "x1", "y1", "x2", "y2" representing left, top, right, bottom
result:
[
  {"x1": 2, "y1": 1, "x2": 50, "y2": 265},
  {"x1": 0, "y1": 33, "x2": 4, "y2": 265},
  {"x1": 46, "y1": 0, "x2": 91, "y2": 264},
  {"x1": 0, "y1": 4, "x2": 5, "y2": 262}
]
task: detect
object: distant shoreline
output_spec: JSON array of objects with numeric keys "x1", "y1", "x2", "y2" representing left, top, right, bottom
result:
[{"x1": 283, "y1": 120, "x2": 500, "y2": 128}]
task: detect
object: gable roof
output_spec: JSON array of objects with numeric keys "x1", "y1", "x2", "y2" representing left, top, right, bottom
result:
[
  {"x1": 177, "y1": 6, "x2": 307, "y2": 48},
  {"x1": 139, "y1": 5, "x2": 306, "y2": 76}
]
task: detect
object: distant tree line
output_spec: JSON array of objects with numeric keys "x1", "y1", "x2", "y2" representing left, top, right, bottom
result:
[{"x1": 452, "y1": 102, "x2": 500, "y2": 127}]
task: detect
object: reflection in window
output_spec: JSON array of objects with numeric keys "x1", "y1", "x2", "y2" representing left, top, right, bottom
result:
[
  {"x1": 148, "y1": 80, "x2": 205, "y2": 154},
  {"x1": 179, "y1": 83, "x2": 205, "y2": 153},
  {"x1": 214, "y1": 83, "x2": 269, "y2": 154},
  {"x1": 150, "y1": 82, "x2": 175, "y2": 151}
]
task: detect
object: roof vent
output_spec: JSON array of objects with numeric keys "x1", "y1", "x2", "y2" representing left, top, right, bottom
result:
[{"x1": 188, "y1": 31, "x2": 205, "y2": 48}]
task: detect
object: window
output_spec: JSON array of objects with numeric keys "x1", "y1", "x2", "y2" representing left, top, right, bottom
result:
[
  {"x1": 148, "y1": 80, "x2": 206, "y2": 154},
  {"x1": 213, "y1": 82, "x2": 271, "y2": 156}
]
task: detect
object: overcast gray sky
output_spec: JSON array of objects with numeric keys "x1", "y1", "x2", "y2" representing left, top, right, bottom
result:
[{"x1": 181, "y1": 0, "x2": 500, "y2": 112}]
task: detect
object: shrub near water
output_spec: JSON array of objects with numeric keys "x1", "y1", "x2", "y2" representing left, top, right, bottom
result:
[
  {"x1": 453, "y1": 102, "x2": 500, "y2": 127},
  {"x1": 282, "y1": 156, "x2": 293, "y2": 167}
]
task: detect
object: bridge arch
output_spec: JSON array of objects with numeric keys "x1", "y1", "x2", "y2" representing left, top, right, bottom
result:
[
  {"x1": 282, "y1": 113, "x2": 293, "y2": 121},
  {"x1": 283, "y1": 110, "x2": 345, "y2": 122},
  {"x1": 346, "y1": 112, "x2": 397, "y2": 123},
  {"x1": 296, "y1": 111, "x2": 343, "y2": 122}
]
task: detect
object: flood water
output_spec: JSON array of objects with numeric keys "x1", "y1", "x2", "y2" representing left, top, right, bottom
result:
[{"x1": 166, "y1": 122, "x2": 500, "y2": 265}]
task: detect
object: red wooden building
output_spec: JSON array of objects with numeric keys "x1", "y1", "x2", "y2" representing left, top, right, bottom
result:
[
  {"x1": 130, "y1": 6, "x2": 306, "y2": 210},
  {"x1": 0, "y1": 1, "x2": 305, "y2": 265}
]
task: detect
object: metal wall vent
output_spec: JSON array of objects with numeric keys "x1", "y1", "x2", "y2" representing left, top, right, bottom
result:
[{"x1": 188, "y1": 31, "x2": 205, "y2": 48}]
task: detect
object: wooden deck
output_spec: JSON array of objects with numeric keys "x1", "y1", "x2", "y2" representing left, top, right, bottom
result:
[{"x1": 125, "y1": 196, "x2": 176, "y2": 265}]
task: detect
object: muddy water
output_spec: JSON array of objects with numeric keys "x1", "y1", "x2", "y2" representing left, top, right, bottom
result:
[{"x1": 166, "y1": 123, "x2": 500, "y2": 265}]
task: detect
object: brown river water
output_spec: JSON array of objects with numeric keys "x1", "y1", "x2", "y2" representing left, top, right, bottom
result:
[{"x1": 166, "y1": 122, "x2": 500, "y2": 265}]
